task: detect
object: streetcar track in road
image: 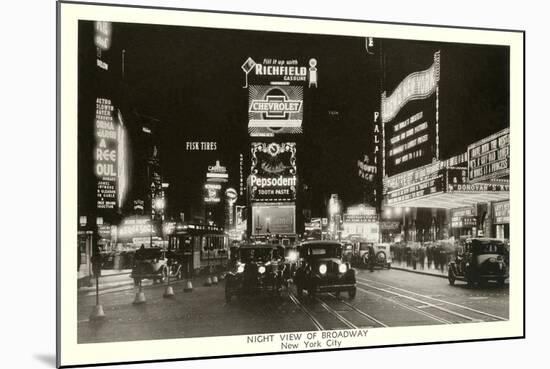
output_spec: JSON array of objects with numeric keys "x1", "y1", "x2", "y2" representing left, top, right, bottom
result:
[
  {"x1": 287, "y1": 292, "x2": 324, "y2": 331},
  {"x1": 315, "y1": 298, "x2": 358, "y2": 329},
  {"x1": 356, "y1": 277, "x2": 507, "y2": 322},
  {"x1": 356, "y1": 281, "x2": 480, "y2": 323},
  {"x1": 325, "y1": 294, "x2": 389, "y2": 328},
  {"x1": 354, "y1": 285, "x2": 453, "y2": 324}
]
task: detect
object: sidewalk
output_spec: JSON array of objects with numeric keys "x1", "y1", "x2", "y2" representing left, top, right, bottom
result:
[
  {"x1": 390, "y1": 261, "x2": 448, "y2": 279},
  {"x1": 78, "y1": 269, "x2": 226, "y2": 296},
  {"x1": 78, "y1": 269, "x2": 134, "y2": 293}
]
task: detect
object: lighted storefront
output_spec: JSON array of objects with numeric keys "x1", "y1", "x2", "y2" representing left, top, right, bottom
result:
[{"x1": 341, "y1": 204, "x2": 379, "y2": 242}]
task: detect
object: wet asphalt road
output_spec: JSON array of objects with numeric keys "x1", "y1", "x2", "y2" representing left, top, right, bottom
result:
[{"x1": 78, "y1": 268, "x2": 509, "y2": 343}]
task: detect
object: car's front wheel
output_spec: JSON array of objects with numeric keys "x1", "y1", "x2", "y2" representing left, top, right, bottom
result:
[
  {"x1": 296, "y1": 285, "x2": 303, "y2": 298},
  {"x1": 348, "y1": 287, "x2": 357, "y2": 299},
  {"x1": 497, "y1": 278, "x2": 505, "y2": 287}
]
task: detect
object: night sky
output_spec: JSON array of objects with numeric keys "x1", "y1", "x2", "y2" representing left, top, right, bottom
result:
[{"x1": 78, "y1": 20, "x2": 509, "y2": 220}]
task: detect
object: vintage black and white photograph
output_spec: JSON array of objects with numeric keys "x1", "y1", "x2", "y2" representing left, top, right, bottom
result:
[{"x1": 57, "y1": 1, "x2": 524, "y2": 367}]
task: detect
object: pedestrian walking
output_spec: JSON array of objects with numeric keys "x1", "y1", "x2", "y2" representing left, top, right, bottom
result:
[
  {"x1": 418, "y1": 245, "x2": 426, "y2": 269},
  {"x1": 427, "y1": 244, "x2": 433, "y2": 269}
]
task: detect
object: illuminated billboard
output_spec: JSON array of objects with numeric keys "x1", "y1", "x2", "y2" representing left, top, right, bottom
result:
[
  {"x1": 386, "y1": 175, "x2": 444, "y2": 206},
  {"x1": 95, "y1": 97, "x2": 118, "y2": 210},
  {"x1": 468, "y1": 128, "x2": 510, "y2": 183},
  {"x1": 203, "y1": 183, "x2": 222, "y2": 203},
  {"x1": 383, "y1": 152, "x2": 467, "y2": 194},
  {"x1": 248, "y1": 85, "x2": 303, "y2": 136},
  {"x1": 450, "y1": 207, "x2": 477, "y2": 228},
  {"x1": 251, "y1": 204, "x2": 296, "y2": 235},
  {"x1": 206, "y1": 160, "x2": 229, "y2": 183},
  {"x1": 250, "y1": 142, "x2": 297, "y2": 202},
  {"x1": 117, "y1": 216, "x2": 157, "y2": 240},
  {"x1": 242, "y1": 57, "x2": 317, "y2": 87},
  {"x1": 493, "y1": 200, "x2": 510, "y2": 224},
  {"x1": 382, "y1": 52, "x2": 440, "y2": 177}
]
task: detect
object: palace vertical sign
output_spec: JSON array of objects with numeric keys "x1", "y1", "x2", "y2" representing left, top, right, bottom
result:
[{"x1": 95, "y1": 97, "x2": 118, "y2": 210}]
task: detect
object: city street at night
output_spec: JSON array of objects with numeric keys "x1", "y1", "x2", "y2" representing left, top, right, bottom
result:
[
  {"x1": 74, "y1": 13, "x2": 514, "y2": 355},
  {"x1": 78, "y1": 267, "x2": 508, "y2": 343}
]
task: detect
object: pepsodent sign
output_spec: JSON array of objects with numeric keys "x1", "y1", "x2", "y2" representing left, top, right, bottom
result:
[{"x1": 250, "y1": 175, "x2": 297, "y2": 187}]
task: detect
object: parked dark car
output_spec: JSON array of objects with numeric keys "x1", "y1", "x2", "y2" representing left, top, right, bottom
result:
[
  {"x1": 130, "y1": 247, "x2": 169, "y2": 286},
  {"x1": 225, "y1": 243, "x2": 286, "y2": 302},
  {"x1": 448, "y1": 238, "x2": 508, "y2": 287},
  {"x1": 294, "y1": 241, "x2": 356, "y2": 299}
]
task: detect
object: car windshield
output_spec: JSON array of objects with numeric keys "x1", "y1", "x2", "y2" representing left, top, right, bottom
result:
[
  {"x1": 303, "y1": 245, "x2": 341, "y2": 258},
  {"x1": 359, "y1": 243, "x2": 371, "y2": 251},
  {"x1": 470, "y1": 240, "x2": 505, "y2": 254},
  {"x1": 238, "y1": 247, "x2": 280, "y2": 262}
]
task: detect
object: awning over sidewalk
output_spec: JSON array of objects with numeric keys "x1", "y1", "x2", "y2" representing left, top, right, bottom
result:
[{"x1": 385, "y1": 190, "x2": 509, "y2": 209}]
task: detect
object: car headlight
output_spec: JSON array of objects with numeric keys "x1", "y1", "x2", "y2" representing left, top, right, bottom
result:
[
  {"x1": 319, "y1": 264, "x2": 327, "y2": 274},
  {"x1": 338, "y1": 264, "x2": 347, "y2": 274},
  {"x1": 237, "y1": 264, "x2": 244, "y2": 273},
  {"x1": 258, "y1": 266, "x2": 266, "y2": 274},
  {"x1": 288, "y1": 251, "x2": 298, "y2": 262}
]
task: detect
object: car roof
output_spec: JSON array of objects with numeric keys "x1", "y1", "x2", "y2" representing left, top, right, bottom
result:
[
  {"x1": 467, "y1": 238, "x2": 505, "y2": 242},
  {"x1": 300, "y1": 240, "x2": 342, "y2": 247},
  {"x1": 239, "y1": 243, "x2": 280, "y2": 249}
]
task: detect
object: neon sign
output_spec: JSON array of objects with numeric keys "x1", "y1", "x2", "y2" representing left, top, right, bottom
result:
[
  {"x1": 467, "y1": 128, "x2": 510, "y2": 183},
  {"x1": 206, "y1": 160, "x2": 228, "y2": 182},
  {"x1": 493, "y1": 201, "x2": 510, "y2": 224},
  {"x1": 94, "y1": 21, "x2": 112, "y2": 51},
  {"x1": 381, "y1": 51, "x2": 440, "y2": 124},
  {"x1": 242, "y1": 57, "x2": 316, "y2": 86},
  {"x1": 251, "y1": 175, "x2": 297, "y2": 188},
  {"x1": 249, "y1": 95, "x2": 302, "y2": 118},
  {"x1": 248, "y1": 85, "x2": 303, "y2": 135},
  {"x1": 95, "y1": 97, "x2": 118, "y2": 210}
]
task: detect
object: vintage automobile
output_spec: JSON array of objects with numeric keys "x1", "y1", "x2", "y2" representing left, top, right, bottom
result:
[
  {"x1": 342, "y1": 242, "x2": 354, "y2": 263},
  {"x1": 352, "y1": 242, "x2": 391, "y2": 270},
  {"x1": 225, "y1": 243, "x2": 286, "y2": 302},
  {"x1": 447, "y1": 238, "x2": 508, "y2": 287},
  {"x1": 369, "y1": 243, "x2": 393, "y2": 270},
  {"x1": 294, "y1": 241, "x2": 356, "y2": 299},
  {"x1": 130, "y1": 247, "x2": 169, "y2": 286}
]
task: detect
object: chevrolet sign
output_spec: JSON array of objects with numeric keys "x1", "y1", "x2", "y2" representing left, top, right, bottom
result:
[{"x1": 249, "y1": 95, "x2": 302, "y2": 118}]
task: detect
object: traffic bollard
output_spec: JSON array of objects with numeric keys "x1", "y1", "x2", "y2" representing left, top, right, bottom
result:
[
  {"x1": 184, "y1": 280, "x2": 193, "y2": 292},
  {"x1": 133, "y1": 280, "x2": 146, "y2": 304},
  {"x1": 163, "y1": 285, "x2": 175, "y2": 298},
  {"x1": 89, "y1": 304, "x2": 106, "y2": 321}
]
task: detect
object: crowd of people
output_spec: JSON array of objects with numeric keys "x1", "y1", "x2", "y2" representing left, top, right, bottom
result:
[{"x1": 391, "y1": 241, "x2": 457, "y2": 272}]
